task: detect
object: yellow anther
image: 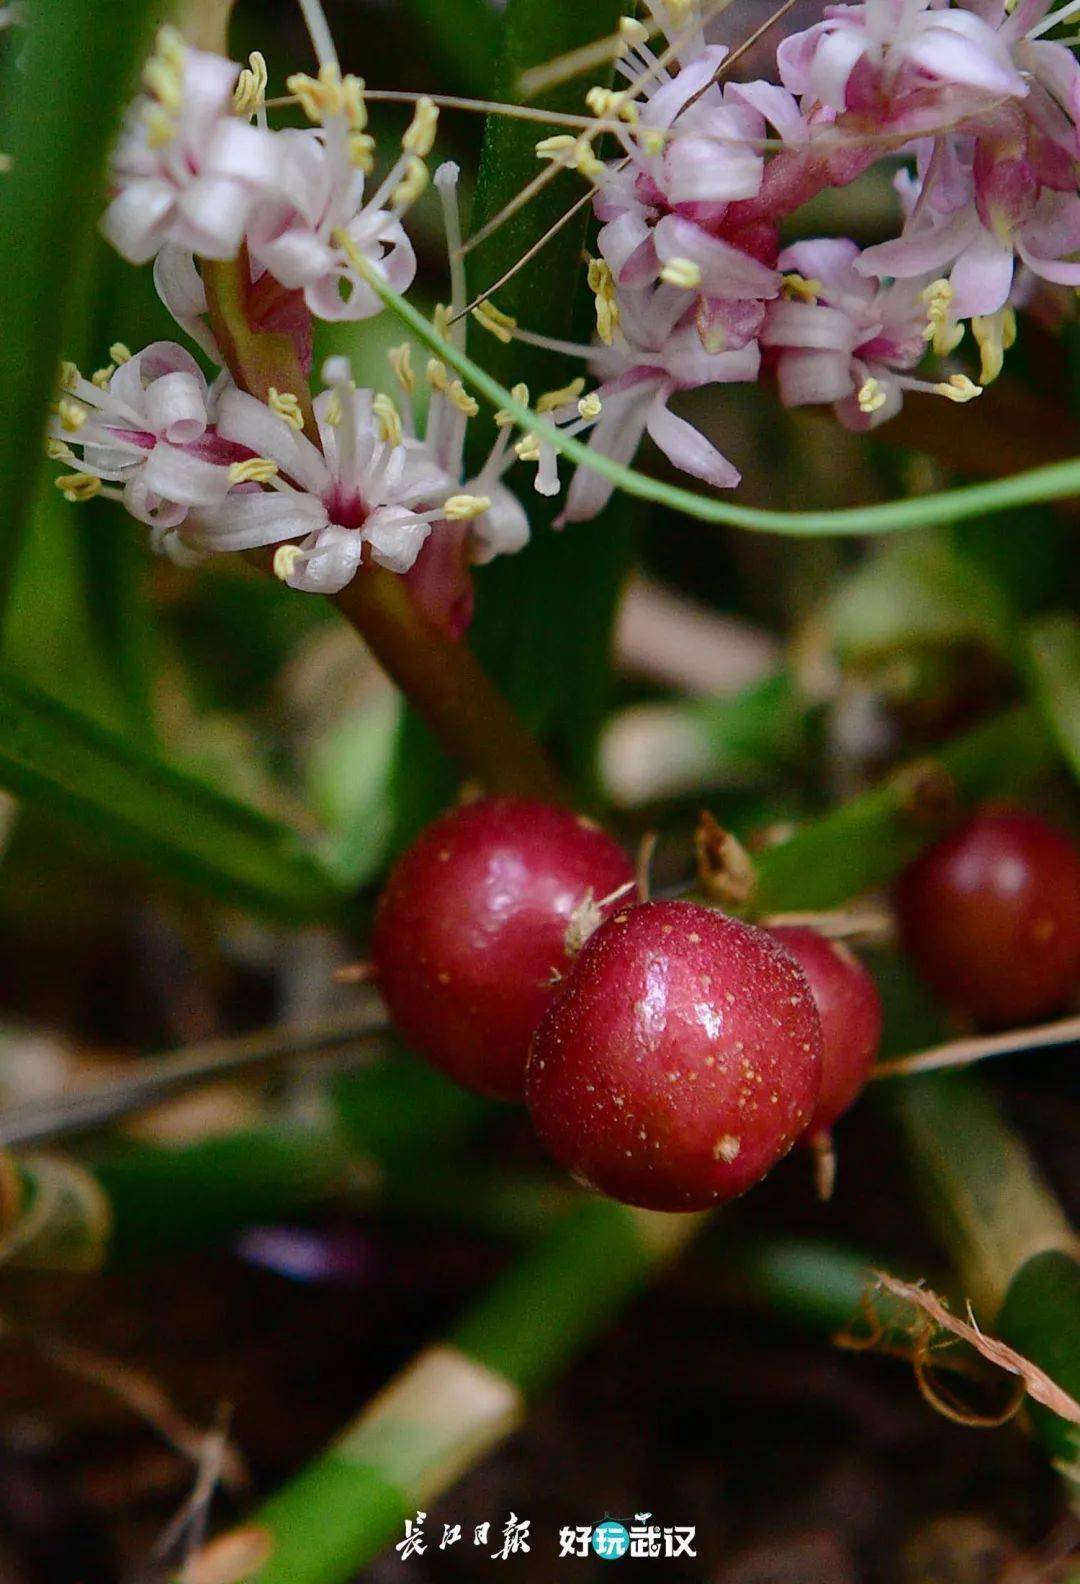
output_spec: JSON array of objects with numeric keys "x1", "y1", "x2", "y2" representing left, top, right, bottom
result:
[
  {"x1": 447, "y1": 380, "x2": 479, "y2": 417},
  {"x1": 268, "y1": 388, "x2": 305, "y2": 431},
  {"x1": 91, "y1": 365, "x2": 115, "y2": 389},
  {"x1": 433, "y1": 303, "x2": 453, "y2": 340},
  {"x1": 536, "y1": 133, "x2": 577, "y2": 163},
  {"x1": 426, "y1": 357, "x2": 449, "y2": 392},
  {"x1": 54, "y1": 473, "x2": 101, "y2": 502},
  {"x1": 143, "y1": 104, "x2": 178, "y2": 148},
  {"x1": 233, "y1": 51, "x2": 268, "y2": 118},
  {"x1": 372, "y1": 392, "x2": 403, "y2": 446},
  {"x1": 574, "y1": 142, "x2": 605, "y2": 181},
  {"x1": 443, "y1": 493, "x2": 491, "y2": 521},
  {"x1": 403, "y1": 96, "x2": 439, "y2": 158},
  {"x1": 659, "y1": 257, "x2": 702, "y2": 290},
  {"x1": 920, "y1": 276, "x2": 963, "y2": 355},
  {"x1": 495, "y1": 383, "x2": 530, "y2": 426},
  {"x1": 515, "y1": 432, "x2": 542, "y2": 462},
  {"x1": 273, "y1": 544, "x2": 304, "y2": 582},
  {"x1": 857, "y1": 377, "x2": 888, "y2": 414},
  {"x1": 144, "y1": 55, "x2": 183, "y2": 114},
  {"x1": 537, "y1": 376, "x2": 585, "y2": 414},
  {"x1": 934, "y1": 373, "x2": 982, "y2": 403},
  {"x1": 287, "y1": 64, "x2": 366, "y2": 127},
  {"x1": 640, "y1": 128, "x2": 666, "y2": 157},
  {"x1": 58, "y1": 361, "x2": 80, "y2": 391},
  {"x1": 323, "y1": 391, "x2": 343, "y2": 426},
  {"x1": 388, "y1": 343, "x2": 416, "y2": 394},
  {"x1": 578, "y1": 392, "x2": 602, "y2": 421},
  {"x1": 228, "y1": 457, "x2": 279, "y2": 484},
  {"x1": 781, "y1": 273, "x2": 822, "y2": 303},
  {"x1": 392, "y1": 155, "x2": 428, "y2": 208},
  {"x1": 971, "y1": 307, "x2": 1017, "y2": 385},
  {"x1": 153, "y1": 24, "x2": 185, "y2": 70},
  {"x1": 46, "y1": 438, "x2": 75, "y2": 463},
  {"x1": 587, "y1": 256, "x2": 619, "y2": 345},
  {"x1": 472, "y1": 301, "x2": 518, "y2": 344},
  {"x1": 348, "y1": 133, "x2": 376, "y2": 172},
  {"x1": 618, "y1": 16, "x2": 650, "y2": 46},
  {"x1": 109, "y1": 342, "x2": 133, "y2": 365},
  {"x1": 57, "y1": 397, "x2": 86, "y2": 431}
]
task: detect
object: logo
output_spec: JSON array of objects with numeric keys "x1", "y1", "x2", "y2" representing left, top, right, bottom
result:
[{"x1": 592, "y1": 1521, "x2": 630, "y2": 1561}]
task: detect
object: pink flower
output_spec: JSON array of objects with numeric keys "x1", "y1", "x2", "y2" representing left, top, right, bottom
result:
[
  {"x1": 761, "y1": 239, "x2": 949, "y2": 427},
  {"x1": 777, "y1": 0, "x2": 1026, "y2": 134},
  {"x1": 528, "y1": 280, "x2": 761, "y2": 523},
  {"x1": 48, "y1": 343, "x2": 239, "y2": 538},
  {"x1": 102, "y1": 31, "x2": 281, "y2": 264}
]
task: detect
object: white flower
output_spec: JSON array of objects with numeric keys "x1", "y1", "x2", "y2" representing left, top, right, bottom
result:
[
  {"x1": 182, "y1": 368, "x2": 450, "y2": 592},
  {"x1": 102, "y1": 30, "x2": 282, "y2": 264},
  {"x1": 48, "y1": 342, "x2": 236, "y2": 534}
]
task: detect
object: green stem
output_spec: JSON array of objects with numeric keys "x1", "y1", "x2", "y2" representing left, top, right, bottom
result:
[
  {"x1": 202, "y1": 257, "x2": 562, "y2": 801},
  {"x1": 196, "y1": 1202, "x2": 703, "y2": 1583},
  {"x1": 358, "y1": 271, "x2": 1080, "y2": 537}
]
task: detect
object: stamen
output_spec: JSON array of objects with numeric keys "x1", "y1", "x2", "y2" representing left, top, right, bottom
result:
[
  {"x1": 234, "y1": 51, "x2": 268, "y2": 117},
  {"x1": 659, "y1": 257, "x2": 702, "y2": 289},
  {"x1": 442, "y1": 493, "x2": 491, "y2": 520},
  {"x1": 268, "y1": 388, "x2": 305, "y2": 430},
  {"x1": 229, "y1": 457, "x2": 280, "y2": 484},
  {"x1": 273, "y1": 544, "x2": 305, "y2": 582},
  {"x1": 57, "y1": 398, "x2": 87, "y2": 431},
  {"x1": 920, "y1": 277, "x2": 963, "y2": 356},
  {"x1": 403, "y1": 96, "x2": 439, "y2": 157},
  {"x1": 934, "y1": 374, "x2": 981, "y2": 403},
  {"x1": 537, "y1": 377, "x2": 586, "y2": 413},
  {"x1": 578, "y1": 392, "x2": 603, "y2": 420},
  {"x1": 91, "y1": 365, "x2": 114, "y2": 389},
  {"x1": 323, "y1": 391, "x2": 344, "y2": 426},
  {"x1": 781, "y1": 273, "x2": 822, "y2": 303},
  {"x1": 387, "y1": 343, "x2": 416, "y2": 394},
  {"x1": 109, "y1": 342, "x2": 133, "y2": 365},
  {"x1": 46, "y1": 438, "x2": 75, "y2": 463},
  {"x1": 392, "y1": 155, "x2": 429, "y2": 208},
  {"x1": 495, "y1": 384, "x2": 531, "y2": 426},
  {"x1": 857, "y1": 378, "x2": 888, "y2": 414},
  {"x1": 58, "y1": 361, "x2": 80, "y2": 391},
  {"x1": 447, "y1": 381, "x2": 479, "y2": 417},
  {"x1": 587, "y1": 257, "x2": 619, "y2": 345},
  {"x1": 472, "y1": 302, "x2": 518, "y2": 344},
  {"x1": 372, "y1": 392, "x2": 403, "y2": 446},
  {"x1": 971, "y1": 308, "x2": 1016, "y2": 385},
  {"x1": 55, "y1": 473, "x2": 102, "y2": 502}
]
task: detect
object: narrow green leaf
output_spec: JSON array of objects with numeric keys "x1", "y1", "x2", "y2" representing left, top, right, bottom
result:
[
  {"x1": 397, "y1": 0, "x2": 502, "y2": 97},
  {"x1": 0, "y1": 0, "x2": 157, "y2": 623},
  {"x1": 1024, "y1": 612, "x2": 1080, "y2": 782},
  {"x1": 0, "y1": 668, "x2": 343, "y2": 920},
  {"x1": 752, "y1": 707, "x2": 1053, "y2": 913}
]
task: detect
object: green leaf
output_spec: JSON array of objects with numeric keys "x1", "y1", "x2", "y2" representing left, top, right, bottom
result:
[
  {"x1": 1023, "y1": 612, "x2": 1080, "y2": 782},
  {"x1": 829, "y1": 534, "x2": 1017, "y2": 662},
  {"x1": 0, "y1": 667, "x2": 344, "y2": 920},
  {"x1": 397, "y1": 0, "x2": 502, "y2": 97},
  {"x1": 751, "y1": 707, "x2": 1053, "y2": 913},
  {"x1": 0, "y1": 0, "x2": 157, "y2": 623}
]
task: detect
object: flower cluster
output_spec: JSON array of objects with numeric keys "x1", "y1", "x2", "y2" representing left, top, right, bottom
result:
[{"x1": 48, "y1": 0, "x2": 1080, "y2": 630}]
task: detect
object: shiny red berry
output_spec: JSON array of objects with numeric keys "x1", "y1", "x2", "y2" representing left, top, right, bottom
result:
[
  {"x1": 897, "y1": 809, "x2": 1080, "y2": 1028},
  {"x1": 768, "y1": 926, "x2": 883, "y2": 1137},
  {"x1": 525, "y1": 900, "x2": 823, "y2": 1211},
  {"x1": 371, "y1": 798, "x2": 635, "y2": 1100}
]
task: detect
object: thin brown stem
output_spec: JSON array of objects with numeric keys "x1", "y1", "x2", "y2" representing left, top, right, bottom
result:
[{"x1": 873, "y1": 1014, "x2": 1080, "y2": 1080}]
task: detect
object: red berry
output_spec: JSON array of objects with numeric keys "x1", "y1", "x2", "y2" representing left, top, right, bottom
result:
[
  {"x1": 371, "y1": 798, "x2": 635, "y2": 1100},
  {"x1": 768, "y1": 926, "x2": 883, "y2": 1137},
  {"x1": 525, "y1": 900, "x2": 823, "y2": 1211},
  {"x1": 897, "y1": 809, "x2": 1080, "y2": 1028}
]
